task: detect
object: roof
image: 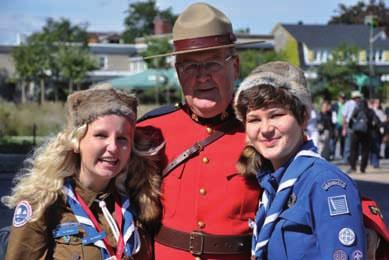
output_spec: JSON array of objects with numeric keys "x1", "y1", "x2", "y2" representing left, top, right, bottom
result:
[{"x1": 281, "y1": 23, "x2": 389, "y2": 49}]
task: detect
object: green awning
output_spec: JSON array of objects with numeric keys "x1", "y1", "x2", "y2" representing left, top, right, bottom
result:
[{"x1": 104, "y1": 68, "x2": 180, "y2": 89}]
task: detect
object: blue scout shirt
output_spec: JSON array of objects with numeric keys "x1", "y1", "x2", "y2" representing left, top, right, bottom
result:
[{"x1": 264, "y1": 146, "x2": 366, "y2": 259}]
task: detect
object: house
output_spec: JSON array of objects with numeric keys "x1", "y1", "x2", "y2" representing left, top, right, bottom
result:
[{"x1": 273, "y1": 23, "x2": 389, "y2": 76}]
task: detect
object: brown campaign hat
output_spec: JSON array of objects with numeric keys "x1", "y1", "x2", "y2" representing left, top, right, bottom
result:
[{"x1": 145, "y1": 2, "x2": 263, "y2": 59}]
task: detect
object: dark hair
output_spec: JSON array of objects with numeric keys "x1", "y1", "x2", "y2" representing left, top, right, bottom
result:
[{"x1": 235, "y1": 84, "x2": 307, "y2": 124}]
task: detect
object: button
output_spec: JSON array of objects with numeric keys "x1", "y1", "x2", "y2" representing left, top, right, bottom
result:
[
  {"x1": 199, "y1": 188, "x2": 207, "y2": 195},
  {"x1": 197, "y1": 221, "x2": 205, "y2": 229},
  {"x1": 206, "y1": 127, "x2": 213, "y2": 134},
  {"x1": 202, "y1": 157, "x2": 209, "y2": 164},
  {"x1": 194, "y1": 257, "x2": 201, "y2": 260},
  {"x1": 174, "y1": 102, "x2": 180, "y2": 108}
]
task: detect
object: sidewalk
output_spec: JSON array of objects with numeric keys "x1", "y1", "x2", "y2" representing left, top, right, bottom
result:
[{"x1": 334, "y1": 158, "x2": 389, "y2": 184}]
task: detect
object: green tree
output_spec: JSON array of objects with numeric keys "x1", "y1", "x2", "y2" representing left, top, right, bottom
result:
[
  {"x1": 314, "y1": 44, "x2": 361, "y2": 98},
  {"x1": 56, "y1": 45, "x2": 98, "y2": 93},
  {"x1": 122, "y1": 0, "x2": 177, "y2": 43},
  {"x1": 12, "y1": 18, "x2": 94, "y2": 103},
  {"x1": 329, "y1": 0, "x2": 389, "y2": 33},
  {"x1": 12, "y1": 38, "x2": 50, "y2": 104},
  {"x1": 141, "y1": 38, "x2": 172, "y2": 68},
  {"x1": 239, "y1": 50, "x2": 288, "y2": 79}
]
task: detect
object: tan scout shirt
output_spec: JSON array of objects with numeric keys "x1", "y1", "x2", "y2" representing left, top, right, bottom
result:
[{"x1": 6, "y1": 179, "x2": 152, "y2": 260}]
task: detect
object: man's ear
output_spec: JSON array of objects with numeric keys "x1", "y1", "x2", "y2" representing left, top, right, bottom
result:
[{"x1": 233, "y1": 55, "x2": 240, "y2": 80}]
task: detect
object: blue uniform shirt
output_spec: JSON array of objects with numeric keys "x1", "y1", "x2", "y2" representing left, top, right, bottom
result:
[{"x1": 265, "y1": 150, "x2": 366, "y2": 259}]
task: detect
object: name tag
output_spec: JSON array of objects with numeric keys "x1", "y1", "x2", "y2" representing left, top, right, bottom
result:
[{"x1": 52, "y1": 222, "x2": 79, "y2": 238}]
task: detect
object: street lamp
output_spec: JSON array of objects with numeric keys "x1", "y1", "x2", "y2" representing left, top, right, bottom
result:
[{"x1": 365, "y1": 15, "x2": 385, "y2": 98}]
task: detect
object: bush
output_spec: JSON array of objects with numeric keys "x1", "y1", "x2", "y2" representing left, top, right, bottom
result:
[{"x1": 0, "y1": 100, "x2": 66, "y2": 136}]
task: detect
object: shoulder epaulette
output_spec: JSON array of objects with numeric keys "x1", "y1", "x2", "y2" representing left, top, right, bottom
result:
[{"x1": 137, "y1": 103, "x2": 182, "y2": 122}]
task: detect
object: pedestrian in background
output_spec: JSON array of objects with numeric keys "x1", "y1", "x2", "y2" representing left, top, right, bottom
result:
[
  {"x1": 317, "y1": 99, "x2": 335, "y2": 160},
  {"x1": 342, "y1": 90, "x2": 362, "y2": 164},
  {"x1": 2, "y1": 86, "x2": 162, "y2": 259},
  {"x1": 369, "y1": 98, "x2": 386, "y2": 168},
  {"x1": 348, "y1": 99, "x2": 375, "y2": 173},
  {"x1": 331, "y1": 92, "x2": 346, "y2": 160}
]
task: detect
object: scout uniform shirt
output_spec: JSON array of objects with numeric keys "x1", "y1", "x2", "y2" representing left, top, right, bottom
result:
[{"x1": 6, "y1": 178, "x2": 152, "y2": 260}]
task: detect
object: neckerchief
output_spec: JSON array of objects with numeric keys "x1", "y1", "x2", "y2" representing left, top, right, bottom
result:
[
  {"x1": 63, "y1": 178, "x2": 140, "y2": 259},
  {"x1": 250, "y1": 140, "x2": 322, "y2": 259}
]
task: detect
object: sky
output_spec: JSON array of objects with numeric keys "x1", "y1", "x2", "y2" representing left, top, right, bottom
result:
[{"x1": 0, "y1": 0, "x2": 377, "y2": 45}]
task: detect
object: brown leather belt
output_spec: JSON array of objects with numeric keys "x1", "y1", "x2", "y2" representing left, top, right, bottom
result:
[{"x1": 155, "y1": 225, "x2": 252, "y2": 256}]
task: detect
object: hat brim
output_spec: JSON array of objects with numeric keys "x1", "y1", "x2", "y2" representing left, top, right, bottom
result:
[{"x1": 144, "y1": 39, "x2": 265, "y2": 59}]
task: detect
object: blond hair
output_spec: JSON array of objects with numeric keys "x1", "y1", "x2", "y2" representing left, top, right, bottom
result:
[{"x1": 2, "y1": 124, "x2": 162, "y2": 228}]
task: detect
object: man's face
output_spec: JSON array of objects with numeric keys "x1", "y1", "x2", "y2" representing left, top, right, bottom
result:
[{"x1": 175, "y1": 48, "x2": 239, "y2": 118}]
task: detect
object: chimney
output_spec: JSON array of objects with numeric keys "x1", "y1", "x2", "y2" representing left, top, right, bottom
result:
[{"x1": 154, "y1": 15, "x2": 172, "y2": 35}]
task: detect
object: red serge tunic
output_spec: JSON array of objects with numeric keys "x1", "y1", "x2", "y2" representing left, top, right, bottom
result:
[{"x1": 138, "y1": 106, "x2": 260, "y2": 259}]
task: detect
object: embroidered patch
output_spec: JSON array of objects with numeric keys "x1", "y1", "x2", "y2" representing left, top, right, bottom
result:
[
  {"x1": 13, "y1": 200, "x2": 32, "y2": 227},
  {"x1": 333, "y1": 249, "x2": 348, "y2": 260},
  {"x1": 287, "y1": 193, "x2": 297, "y2": 208},
  {"x1": 328, "y1": 195, "x2": 350, "y2": 216},
  {"x1": 322, "y1": 179, "x2": 347, "y2": 190},
  {"x1": 352, "y1": 250, "x2": 363, "y2": 260},
  {"x1": 338, "y1": 228, "x2": 356, "y2": 246},
  {"x1": 369, "y1": 205, "x2": 384, "y2": 219}
]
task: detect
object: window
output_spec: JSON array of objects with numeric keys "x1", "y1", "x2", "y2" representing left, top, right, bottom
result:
[{"x1": 98, "y1": 56, "x2": 108, "y2": 69}]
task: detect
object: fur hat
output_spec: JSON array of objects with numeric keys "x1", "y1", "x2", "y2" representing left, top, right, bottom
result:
[
  {"x1": 234, "y1": 61, "x2": 312, "y2": 122},
  {"x1": 145, "y1": 2, "x2": 263, "y2": 59},
  {"x1": 66, "y1": 84, "x2": 137, "y2": 128}
]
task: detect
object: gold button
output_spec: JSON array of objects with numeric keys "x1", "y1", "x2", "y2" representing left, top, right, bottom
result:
[
  {"x1": 194, "y1": 257, "x2": 201, "y2": 260},
  {"x1": 206, "y1": 127, "x2": 213, "y2": 134},
  {"x1": 174, "y1": 102, "x2": 180, "y2": 108},
  {"x1": 197, "y1": 221, "x2": 205, "y2": 229},
  {"x1": 199, "y1": 188, "x2": 207, "y2": 195},
  {"x1": 202, "y1": 157, "x2": 209, "y2": 164}
]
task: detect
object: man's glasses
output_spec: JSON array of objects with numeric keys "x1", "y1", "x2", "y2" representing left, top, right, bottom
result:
[{"x1": 176, "y1": 55, "x2": 234, "y2": 76}]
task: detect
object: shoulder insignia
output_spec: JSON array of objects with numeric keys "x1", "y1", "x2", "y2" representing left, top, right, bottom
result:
[
  {"x1": 137, "y1": 104, "x2": 181, "y2": 122},
  {"x1": 13, "y1": 200, "x2": 32, "y2": 227},
  {"x1": 328, "y1": 195, "x2": 349, "y2": 216},
  {"x1": 368, "y1": 205, "x2": 384, "y2": 219},
  {"x1": 321, "y1": 179, "x2": 347, "y2": 191}
]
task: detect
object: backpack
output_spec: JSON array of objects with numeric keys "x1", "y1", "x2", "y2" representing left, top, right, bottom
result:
[{"x1": 351, "y1": 109, "x2": 368, "y2": 133}]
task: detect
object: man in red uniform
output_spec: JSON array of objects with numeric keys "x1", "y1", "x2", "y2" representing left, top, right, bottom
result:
[
  {"x1": 138, "y1": 2, "x2": 261, "y2": 259},
  {"x1": 138, "y1": 2, "x2": 389, "y2": 260}
]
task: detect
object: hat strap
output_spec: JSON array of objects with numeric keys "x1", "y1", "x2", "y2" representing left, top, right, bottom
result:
[{"x1": 174, "y1": 33, "x2": 236, "y2": 52}]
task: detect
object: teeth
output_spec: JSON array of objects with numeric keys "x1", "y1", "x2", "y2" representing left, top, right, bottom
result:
[{"x1": 100, "y1": 158, "x2": 117, "y2": 163}]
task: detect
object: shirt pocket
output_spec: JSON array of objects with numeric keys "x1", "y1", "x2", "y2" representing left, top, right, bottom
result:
[
  {"x1": 225, "y1": 173, "x2": 260, "y2": 221},
  {"x1": 53, "y1": 235, "x2": 85, "y2": 260},
  {"x1": 278, "y1": 206, "x2": 316, "y2": 259}
]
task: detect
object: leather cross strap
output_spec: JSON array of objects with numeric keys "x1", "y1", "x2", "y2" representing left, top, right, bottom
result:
[
  {"x1": 155, "y1": 225, "x2": 251, "y2": 256},
  {"x1": 162, "y1": 119, "x2": 240, "y2": 178}
]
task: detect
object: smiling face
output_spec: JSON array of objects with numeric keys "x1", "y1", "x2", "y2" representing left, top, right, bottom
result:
[
  {"x1": 245, "y1": 106, "x2": 306, "y2": 170},
  {"x1": 78, "y1": 114, "x2": 134, "y2": 192},
  {"x1": 175, "y1": 48, "x2": 239, "y2": 118}
]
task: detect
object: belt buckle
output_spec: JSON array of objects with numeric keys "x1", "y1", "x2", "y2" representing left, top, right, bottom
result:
[{"x1": 189, "y1": 231, "x2": 204, "y2": 256}]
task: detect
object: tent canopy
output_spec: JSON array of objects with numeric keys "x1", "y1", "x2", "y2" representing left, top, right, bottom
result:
[{"x1": 104, "y1": 68, "x2": 180, "y2": 90}]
